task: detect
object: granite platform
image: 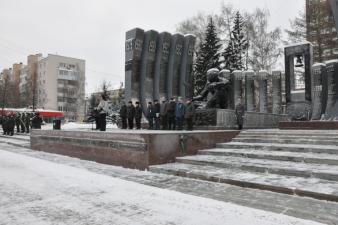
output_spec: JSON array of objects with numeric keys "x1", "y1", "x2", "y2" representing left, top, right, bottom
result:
[{"x1": 30, "y1": 129, "x2": 239, "y2": 170}]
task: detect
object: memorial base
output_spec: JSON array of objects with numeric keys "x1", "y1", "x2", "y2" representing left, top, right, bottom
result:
[
  {"x1": 279, "y1": 121, "x2": 338, "y2": 130},
  {"x1": 30, "y1": 129, "x2": 239, "y2": 170},
  {"x1": 195, "y1": 109, "x2": 289, "y2": 129}
]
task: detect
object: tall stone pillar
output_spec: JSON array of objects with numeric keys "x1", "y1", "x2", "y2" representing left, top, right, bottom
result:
[
  {"x1": 167, "y1": 34, "x2": 184, "y2": 98},
  {"x1": 154, "y1": 32, "x2": 171, "y2": 101},
  {"x1": 125, "y1": 28, "x2": 144, "y2": 103},
  {"x1": 220, "y1": 69, "x2": 231, "y2": 109},
  {"x1": 140, "y1": 30, "x2": 158, "y2": 113},
  {"x1": 258, "y1": 70, "x2": 268, "y2": 113},
  {"x1": 272, "y1": 71, "x2": 282, "y2": 114},
  {"x1": 180, "y1": 34, "x2": 196, "y2": 99},
  {"x1": 324, "y1": 60, "x2": 338, "y2": 120},
  {"x1": 232, "y1": 70, "x2": 244, "y2": 107},
  {"x1": 245, "y1": 70, "x2": 255, "y2": 112},
  {"x1": 311, "y1": 63, "x2": 326, "y2": 120}
]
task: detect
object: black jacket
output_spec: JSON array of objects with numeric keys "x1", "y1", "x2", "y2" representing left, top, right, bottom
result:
[
  {"x1": 146, "y1": 105, "x2": 155, "y2": 118},
  {"x1": 119, "y1": 105, "x2": 127, "y2": 118},
  {"x1": 32, "y1": 116, "x2": 43, "y2": 129},
  {"x1": 167, "y1": 101, "x2": 176, "y2": 117},
  {"x1": 135, "y1": 106, "x2": 143, "y2": 119},
  {"x1": 153, "y1": 103, "x2": 160, "y2": 118},
  {"x1": 127, "y1": 105, "x2": 135, "y2": 119}
]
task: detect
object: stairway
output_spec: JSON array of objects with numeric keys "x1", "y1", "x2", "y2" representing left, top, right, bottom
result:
[{"x1": 149, "y1": 129, "x2": 338, "y2": 202}]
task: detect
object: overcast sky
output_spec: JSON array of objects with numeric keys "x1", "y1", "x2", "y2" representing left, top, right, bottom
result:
[{"x1": 0, "y1": 0, "x2": 305, "y2": 94}]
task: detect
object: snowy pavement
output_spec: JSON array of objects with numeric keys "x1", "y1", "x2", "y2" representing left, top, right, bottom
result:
[{"x1": 0, "y1": 146, "x2": 324, "y2": 225}]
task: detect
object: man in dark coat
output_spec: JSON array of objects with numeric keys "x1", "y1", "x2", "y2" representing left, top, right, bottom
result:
[
  {"x1": 168, "y1": 97, "x2": 176, "y2": 130},
  {"x1": 134, "y1": 102, "x2": 142, "y2": 130},
  {"x1": 119, "y1": 102, "x2": 127, "y2": 129},
  {"x1": 153, "y1": 99, "x2": 161, "y2": 130},
  {"x1": 160, "y1": 97, "x2": 169, "y2": 130},
  {"x1": 127, "y1": 101, "x2": 135, "y2": 129},
  {"x1": 146, "y1": 102, "x2": 154, "y2": 130},
  {"x1": 185, "y1": 98, "x2": 195, "y2": 131},
  {"x1": 32, "y1": 112, "x2": 43, "y2": 129},
  {"x1": 235, "y1": 98, "x2": 245, "y2": 130},
  {"x1": 93, "y1": 109, "x2": 100, "y2": 130},
  {"x1": 175, "y1": 97, "x2": 186, "y2": 130}
]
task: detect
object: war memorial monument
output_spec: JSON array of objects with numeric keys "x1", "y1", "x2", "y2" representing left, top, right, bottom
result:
[{"x1": 27, "y1": 3, "x2": 338, "y2": 222}]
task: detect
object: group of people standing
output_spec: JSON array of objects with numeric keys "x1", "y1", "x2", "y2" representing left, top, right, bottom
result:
[
  {"x1": 1, "y1": 112, "x2": 43, "y2": 136},
  {"x1": 119, "y1": 96, "x2": 195, "y2": 131}
]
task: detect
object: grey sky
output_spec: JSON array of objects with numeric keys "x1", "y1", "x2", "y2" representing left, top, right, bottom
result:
[{"x1": 0, "y1": 0, "x2": 305, "y2": 94}]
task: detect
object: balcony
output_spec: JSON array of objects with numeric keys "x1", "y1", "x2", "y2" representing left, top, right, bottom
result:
[{"x1": 58, "y1": 74, "x2": 79, "y2": 81}]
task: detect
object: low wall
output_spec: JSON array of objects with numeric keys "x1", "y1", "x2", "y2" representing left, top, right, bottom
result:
[
  {"x1": 30, "y1": 130, "x2": 239, "y2": 170},
  {"x1": 195, "y1": 109, "x2": 289, "y2": 129}
]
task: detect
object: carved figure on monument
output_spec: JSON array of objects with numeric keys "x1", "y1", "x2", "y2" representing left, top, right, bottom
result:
[{"x1": 193, "y1": 68, "x2": 230, "y2": 109}]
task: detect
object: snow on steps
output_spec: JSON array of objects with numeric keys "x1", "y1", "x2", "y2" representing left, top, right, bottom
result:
[
  {"x1": 217, "y1": 142, "x2": 338, "y2": 154},
  {"x1": 198, "y1": 148, "x2": 338, "y2": 165},
  {"x1": 150, "y1": 129, "x2": 338, "y2": 202},
  {"x1": 150, "y1": 162, "x2": 338, "y2": 202}
]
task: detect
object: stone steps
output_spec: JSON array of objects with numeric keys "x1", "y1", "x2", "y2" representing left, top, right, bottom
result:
[
  {"x1": 237, "y1": 134, "x2": 338, "y2": 140},
  {"x1": 217, "y1": 142, "x2": 338, "y2": 154},
  {"x1": 240, "y1": 129, "x2": 338, "y2": 135},
  {"x1": 175, "y1": 155, "x2": 338, "y2": 181},
  {"x1": 198, "y1": 148, "x2": 338, "y2": 165},
  {"x1": 149, "y1": 162, "x2": 338, "y2": 202},
  {"x1": 150, "y1": 129, "x2": 338, "y2": 202},
  {"x1": 232, "y1": 137, "x2": 338, "y2": 145}
]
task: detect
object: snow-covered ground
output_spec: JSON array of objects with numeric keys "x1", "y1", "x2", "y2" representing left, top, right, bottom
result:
[
  {"x1": 0, "y1": 148, "x2": 323, "y2": 225},
  {"x1": 42, "y1": 122, "x2": 117, "y2": 130}
]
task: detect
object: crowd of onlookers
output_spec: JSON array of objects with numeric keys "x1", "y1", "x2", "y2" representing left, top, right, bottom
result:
[{"x1": 118, "y1": 96, "x2": 195, "y2": 131}]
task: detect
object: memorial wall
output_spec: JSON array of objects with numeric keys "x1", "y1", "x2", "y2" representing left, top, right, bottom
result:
[{"x1": 125, "y1": 28, "x2": 196, "y2": 114}]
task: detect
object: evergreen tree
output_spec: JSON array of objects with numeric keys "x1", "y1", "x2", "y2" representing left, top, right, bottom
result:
[
  {"x1": 194, "y1": 17, "x2": 222, "y2": 95},
  {"x1": 223, "y1": 11, "x2": 248, "y2": 72}
]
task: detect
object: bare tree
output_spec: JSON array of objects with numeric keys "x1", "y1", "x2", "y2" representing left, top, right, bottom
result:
[
  {"x1": 284, "y1": 11, "x2": 307, "y2": 45},
  {"x1": 245, "y1": 8, "x2": 283, "y2": 72}
]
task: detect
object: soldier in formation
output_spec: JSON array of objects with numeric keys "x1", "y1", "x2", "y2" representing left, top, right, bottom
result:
[{"x1": 1, "y1": 114, "x2": 16, "y2": 136}]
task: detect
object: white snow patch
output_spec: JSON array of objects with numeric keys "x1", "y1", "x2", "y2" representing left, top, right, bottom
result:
[
  {"x1": 0, "y1": 149, "x2": 323, "y2": 225},
  {"x1": 42, "y1": 122, "x2": 117, "y2": 130}
]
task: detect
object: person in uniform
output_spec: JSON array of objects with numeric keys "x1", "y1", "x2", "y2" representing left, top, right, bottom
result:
[
  {"x1": 20, "y1": 113, "x2": 26, "y2": 133},
  {"x1": 134, "y1": 102, "x2": 142, "y2": 130},
  {"x1": 185, "y1": 98, "x2": 195, "y2": 131},
  {"x1": 119, "y1": 101, "x2": 127, "y2": 129},
  {"x1": 15, "y1": 113, "x2": 20, "y2": 133},
  {"x1": 8, "y1": 115, "x2": 15, "y2": 136},
  {"x1": 235, "y1": 98, "x2": 245, "y2": 130},
  {"x1": 25, "y1": 113, "x2": 31, "y2": 133},
  {"x1": 127, "y1": 101, "x2": 135, "y2": 129}
]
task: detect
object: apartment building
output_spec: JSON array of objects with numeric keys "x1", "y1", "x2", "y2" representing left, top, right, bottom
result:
[
  {"x1": 1, "y1": 53, "x2": 85, "y2": 121},
  {"x1": 37, "y1": 54, "x2": 86, "y2": 121}
]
